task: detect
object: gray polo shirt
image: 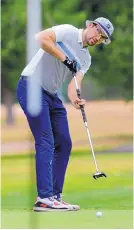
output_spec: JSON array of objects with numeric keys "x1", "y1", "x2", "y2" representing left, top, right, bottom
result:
[{"x1": 21, "y1": 24, "x2": 91, "y2": 94}]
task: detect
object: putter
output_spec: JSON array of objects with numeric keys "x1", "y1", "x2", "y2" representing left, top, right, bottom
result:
[{"x1": 73, "y1": 76, "x2": 107, "y2": 180}]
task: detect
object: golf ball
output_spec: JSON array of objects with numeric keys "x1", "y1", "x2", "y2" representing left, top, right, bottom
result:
[{"x1": 96, "y1": 211, "x2": 102, "y2": 217}]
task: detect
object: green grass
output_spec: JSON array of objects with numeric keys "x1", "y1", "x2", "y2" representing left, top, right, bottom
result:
[
  {"x1": 2, "y1": 210, "x2": 133, "y2": 229},
  {"x1": 1, "y1": 151, "x2": 133, "y2": 229}
]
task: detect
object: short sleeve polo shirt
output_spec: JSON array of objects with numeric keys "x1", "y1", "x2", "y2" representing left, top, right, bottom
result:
[{"x1": 21, "y1": 24, "x2": 91, "y2": 94}]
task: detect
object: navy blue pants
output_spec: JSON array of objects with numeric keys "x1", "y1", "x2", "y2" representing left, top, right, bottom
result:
[{"x1": 16, "y1": 77, "x2": 72, "y2": 198}]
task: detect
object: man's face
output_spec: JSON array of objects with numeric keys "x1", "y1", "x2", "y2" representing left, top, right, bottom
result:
[{"x1": 85, "y1": 23, "x2": 108, "y2": 46}]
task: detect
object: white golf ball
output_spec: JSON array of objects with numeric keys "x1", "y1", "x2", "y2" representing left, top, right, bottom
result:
[{"x1": 96, "y1": 211, "x2": 102, "y2": 218}]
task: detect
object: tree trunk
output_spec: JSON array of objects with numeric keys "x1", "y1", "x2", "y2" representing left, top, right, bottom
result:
[{"x1": 3, "y1": 89, "x2": 15, "y2": 125}]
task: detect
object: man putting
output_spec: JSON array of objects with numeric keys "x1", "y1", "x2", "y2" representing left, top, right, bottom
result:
[{"x1": 17, "y1": 17, "x2": 114, "y2": 211}]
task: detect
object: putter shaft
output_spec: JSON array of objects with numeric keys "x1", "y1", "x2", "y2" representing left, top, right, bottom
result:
[{"x1": 74, "y1": 76, "x2": 99, "y2": 172}]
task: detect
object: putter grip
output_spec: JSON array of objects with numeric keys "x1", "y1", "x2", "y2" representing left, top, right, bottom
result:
[{"x1": 76, "y1": 89, "x2": 87, "y2": 122}]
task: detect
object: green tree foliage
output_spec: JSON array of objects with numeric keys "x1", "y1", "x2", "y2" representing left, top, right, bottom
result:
[
  {"x1": 84, "y1": 0, "x2": 133, "y2": 99},
  {"x1": 1, "y1": 0, "x2": 26, "y2": 97},
  {"x1": 42, "y1": 0, "x2": 87, "y2": 27},
  {"x1": 1, "y1": 0, "x2": 133, "y2": 101}
]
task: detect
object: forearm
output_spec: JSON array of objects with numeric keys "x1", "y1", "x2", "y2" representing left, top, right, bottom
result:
[
  {"x1": 35, "y1": 30, "x2": 66, "y2": 62},
  {"x1": 35, "y1": 29, "x2": 77, "y2": 72},
  {"x1": 41, "y1": 38, "x2": 66, "y2": 62},
  {"x1": 68, "y1": 72, "x2": 83, "y2": 101}
]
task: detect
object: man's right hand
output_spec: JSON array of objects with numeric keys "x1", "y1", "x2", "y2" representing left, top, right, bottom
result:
[{"x1": 63, "y1": 57, "x2": 77, "y2": 73}]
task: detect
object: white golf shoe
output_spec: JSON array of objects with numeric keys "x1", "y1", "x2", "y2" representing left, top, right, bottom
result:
[
  {"x1": 54, "y1": 195, "x2": 80, "y2": 211},
  {"x1": 33, "y1": 196, "x2": 72, "y2": 212}
]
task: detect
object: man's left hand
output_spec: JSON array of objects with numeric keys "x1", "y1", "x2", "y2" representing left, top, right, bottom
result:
[
  {"x1": 72, "y1": 98, "x2": 86, "y2": 109},
  {"x1": 63, "y1": 57, "x2": 77, "y2": 73}
]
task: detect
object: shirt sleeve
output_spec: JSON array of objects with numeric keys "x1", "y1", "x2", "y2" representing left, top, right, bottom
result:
[
  {"x1": 79, "y1": 57, "x2": 91, "y2": 77},
  {"x1": 52, "y1": 24, "x2": 77, "y2": 42}
]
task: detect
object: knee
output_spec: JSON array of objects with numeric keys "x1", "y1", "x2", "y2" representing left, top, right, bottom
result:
[{"x1": 56, "y1": 134, "x2": 72, "y2": 152}]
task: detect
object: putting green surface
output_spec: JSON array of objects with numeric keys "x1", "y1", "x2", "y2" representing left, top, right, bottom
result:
[
  {"x1": 1, "y1": 151, "x2": 133, "y2": 229},
  {"x1": 2, "y1": 210, "x2": 133, "y2": 229}
]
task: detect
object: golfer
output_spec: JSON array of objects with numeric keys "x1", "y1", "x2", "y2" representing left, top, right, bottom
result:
[{"x1": 17, "y1": 17, "x2": 114, "y2": 211}]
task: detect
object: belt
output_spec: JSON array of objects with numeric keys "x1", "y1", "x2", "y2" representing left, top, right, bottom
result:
[{"x1": 21, "y1": 75, "x2": 28, "y2": 80}]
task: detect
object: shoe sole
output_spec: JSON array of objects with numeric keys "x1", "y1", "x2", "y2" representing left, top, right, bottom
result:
[
  {"x1": 33, "y1": 207, "x2": 73, "y2": 212},
  {"x1": 62, "y1": 205, "x2": 80, "y2": 211},
  {"x1": 65, "y1": 205, "x2": 80, "y2": 211}
]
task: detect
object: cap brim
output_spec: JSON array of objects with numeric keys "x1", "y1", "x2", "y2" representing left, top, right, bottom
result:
[{"x1": 86, "y1": 20, "x2": 111, "y2": 45}]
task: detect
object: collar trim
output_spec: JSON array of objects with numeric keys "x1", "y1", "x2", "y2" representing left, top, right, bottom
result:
[{"x1": 78, "y1": 29, "x2": 83, "y2": 43}]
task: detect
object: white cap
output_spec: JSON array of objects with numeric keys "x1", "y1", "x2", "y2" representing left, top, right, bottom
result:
[{"x1": 86, "y1": 17, "x2": 114, "y2": 45}]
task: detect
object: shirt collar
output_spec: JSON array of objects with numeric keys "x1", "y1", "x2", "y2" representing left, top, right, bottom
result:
[
  {"x1": 78, "y1": 29, "x2": 83, "y2": 43},
  {"x1": 78, "y1": 29, "x2": 88, "y2": 51}
]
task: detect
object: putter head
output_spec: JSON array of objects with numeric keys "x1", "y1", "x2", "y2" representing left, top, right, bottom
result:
[{"x1": 93, "y1": 172, "x2": 107, "y2": 180}]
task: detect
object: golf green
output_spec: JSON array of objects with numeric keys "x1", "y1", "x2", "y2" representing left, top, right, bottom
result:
[{"x1": 1, "y1": 151, "x2": 133, "y2": 228}]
